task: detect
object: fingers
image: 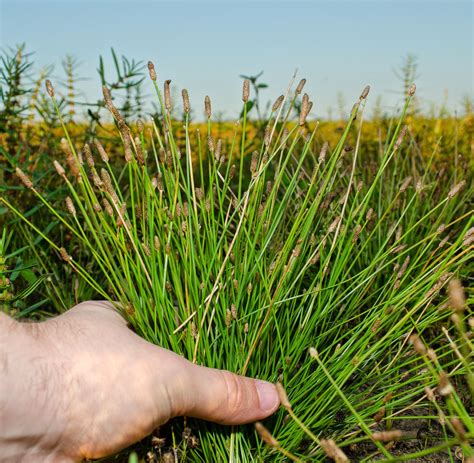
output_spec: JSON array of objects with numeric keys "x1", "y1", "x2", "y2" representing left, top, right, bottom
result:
[{"x1": 166, "y1": 361, "x2": 280, "y2": 425}]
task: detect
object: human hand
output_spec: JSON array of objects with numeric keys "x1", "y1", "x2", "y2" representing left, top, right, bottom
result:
[{"x1": 0, "y1": 301, "x2": 280, "y2": 462}]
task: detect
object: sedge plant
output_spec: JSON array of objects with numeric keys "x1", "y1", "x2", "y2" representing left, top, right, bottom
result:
[{"x1": 1, "y1": 62, "x2": 473, "y2": 462}]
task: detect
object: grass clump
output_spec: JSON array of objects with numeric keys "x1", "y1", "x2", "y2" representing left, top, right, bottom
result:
[{"x1": 1, "y1": 58, "x2": 473, "y2": 462}]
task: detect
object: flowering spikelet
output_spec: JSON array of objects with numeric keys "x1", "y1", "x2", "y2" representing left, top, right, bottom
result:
[
  {"x1": 319, "y1": 439, "x2": 349, "y2": 463},
  {"x1": 299, "y1": 93, "x2": 310, "y2": 126},
  {"x1": 134, "y1": 137, "x2": 145, "y2": 166},
  {"x1": 225, "y1": 309, "x2": 232, "y2": 327},
  {"x1": 83, "y1": 143, "x2": 94, "y2": 168},
  {"x1": 394, "y1": 125, "x2": 408, "y2": 151},
  {"x1": 462, "y1": 226, "x2": 474, "y2": 247},
  {"x1": 438, "y1": 234, "x2": 450, "y2": 248},
  {"x1": 15, "y1": 168, "x2": 33, "y2": 189},
  {"x1": 448, "y1": 279, "x2": 466, "y2": 312},
  {"x1": 102, "y1": 86, "x2": 123, "y2": 122},
  {"x1": 374, "y1": 406, "x2": 385, "y2": 422},
  {"x1": 447, "y1": 180, "x2": 466, "y2": 200},
  {"x1": 215, "y1": 138, "x2": 222, "y2": 162},
  {"x1": 45, "y1": 79, "x2": 55, "y2": 97},
  {"x1": 250, "y1": 150, "x2": 259, "y2": 176},
  {"x1": 61, "y1": 138, "x2": 81, "y2": 179},
  {"x1": 425, "y1": 272, "x2": 452, "y2": 299},
  {"x1": 195, "y1": 187, "x2": 204, "y2": 200},
  {"x1": 65, "y1": 197, "x2": 76, "y2": 217},
  {"x1": 53, "y1": 160, "x2": 66, "y2": 177},
  {"x1": 410, "y1": 334, "x2": 427, "y2": 355},
  {"x1": 164, "y1": 80, "x2": 172, "y2": 110},
  {"x1": 328, "y1": 216, "x2": 341, "y2": 233},
  {"x1": 59, "y1": 247, "x2": 71, "y2": 262},
  {"x1": 438, "y1": 371, "x2": 453, "y2": 396},
  {"x1": 264, "y1": 125, "x2": 271, "y2": 146},
  {"x1": 372, "y1": 430, "x2": 403, "y2": 442},
  {"x1": 242, "y1": 79, "x2": 250, "y2": 103},
  {"x1": 147, "y1": 61, "x2": 157, "y2": 81},
  {"x1": 118, "y1": 120, "x2": 133, "y2": 163},
  {"x1": 272, "y1": 94, "x2": 284, "y2": 112},
  {"x1": 318, "y1": 141, "x2": 328, "y2": 164},
  {"x1": 360, "y1": 85, "x2": 370, "y2": 100},
  {"x1": 408, "y1": 83, "x2": 416, "y2": 96},
  {"x1": 94, "y1": 139, "x2": 109, "y2": 163},
  {"x1": 399, "y1": 176, "x2": 412, "y2": 193},
  {"x1": 181, "y1": 89, "x2": 190, "y2": 114},
  {"x1": 276, "y1": 383, "x2": 292, "y2": 410},
  {"x1": 366, "y1": 208, "x2": 375, "y2": 221},
  {"x1": 100, "y1": 168, "x2": 119, "y2": 204},
  {"x1": 207, "y1": 135, "x2": 215, "y2": 153},
  {"x1": 102, "y1": 198, "x2": 113, "y2": 216},
  {"x1": 394, "y1": 255, "x2": 410, "y2": 289},
  {"x1": 254, "y1": 423, "x2": 278, "y2": 447},
  {"x1": 231, "y1": 303, "x2": 237, "y2": 320},
  {"x1": 136, "y1": 119, "x2": 144, "y2": 133},
  {"x1": 91, "y1": 169, "x2": 103, "y2": 188},
  {"x1": 204, "y1": 95, "x2": 211, "y2": 118},
  {"x1": 295, "y1": 78, "x2": 306, "y2": 95},
  {"x1": 93, "y1": 202, "x2": 102, "y2": 213}
]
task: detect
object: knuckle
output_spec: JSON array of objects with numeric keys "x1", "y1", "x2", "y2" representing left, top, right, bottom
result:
[{"x1": 219, "y1": 370, "x2": 245, "y2": 417}]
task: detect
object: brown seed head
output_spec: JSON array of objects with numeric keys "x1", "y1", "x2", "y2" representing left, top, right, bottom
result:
[
  {"x1": 276, "y1": 383, "x2": 292, "y2": 410},
  {"x1": 53, "y1": 160, "x2": 66, "y2": 177},
  {"x1": 410, "y1": 334, "x2": 426, "y2": 355},
  {"x1": 204, "y1": 95, "x2": 211, "y2": 118},
  {"x1": 264, "y1": 125, "x2": 271, "y2": 146},
  {"x1": 374, "y1": 406, "x2": 385, "y2": 423},
  {"x1": 360, "y1": 85, "x2": 370, "y2": 99},
  {"x1": 254, "y1": 422, "x2": 278, "y2": 447},
  {"x1": 299, "y1": 93, "x2": 310, "y2": 126},
  {"x1": 319, "y1": 439, "x2": 349, "y2": 463},
  {"x1": 94, "y1": 139, "x2": 109, "y2": 163},
  {"x1": 102, "y1": 198, "x2": 113, "y2": 216},
  {"x1": 242, "y1": 79, "x2": 250, "y2": 102},
  {"x1": 230, "y1": 303, "x2": 237, "y2": 320},
  {"x1": 250, "y1": 150, "x2": 259, "y2": 176},
  {"x1": 65, "y1": 196, "x2": 76, "y2": 217},
  {"x1": 448, "y1": 279, "x2": 466, "y2": 313},
  {"x1": 164, "y1": 80, "x2": 172, "y2": 111},
  {"x1": 295, "y1": 78, "x2": 306, "y2": 95},
  {"x1": 181, "y1": 89, "x2": 190, "y2": 114},
  {"x1": 399, "y1": 176, "x2": 412, "y2": 193},
  {"x1": 272, "y1": 95, "x2": 284, "y2": 112},
  {"x1": 438, "y1": 371, "x2": 454, "y2": 396},
  {"x1": 394, "y1": 125, "x2": 408, "y2": 151},
  {"x1": 147, "y1": 61, "x2": 157, "y2": 81},
  {"x1": 447, "y1": 180, "x2": 466, "y2": 200},
  {"x1": 45, "y1": 79, "x2": 55, "y2": 97},
  {"x1": 371, "y1": 430, "x2": 404, "y2": 442},
  {"x1": 83, "y1": 143, "x2": 94, "y2": 168},
  {"x1": 59, "y1": 247, "x2": 71, "y2": 262},
  {"x1": 408, "y1": 83, "x2": 416, "y2": 96},
  {"x1": 318, "y1": 141, "x2": 329, "y2": 164},
  {"x1": 207, "y1": 135, "x2": 215, "y2": 153},
  {"x1": 15, "y1": 167, "x2": 33, "y2": 189},
  {"x1": 134, "y1": 137, "x2": 145, "y2": 166}
]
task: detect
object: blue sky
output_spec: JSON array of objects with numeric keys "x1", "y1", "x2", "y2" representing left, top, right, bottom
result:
[{"x1": 0, "y1": 0, "x2": 472, "y2": 119}]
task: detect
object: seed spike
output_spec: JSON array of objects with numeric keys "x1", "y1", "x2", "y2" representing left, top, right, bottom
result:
[
  {"x1": 204, "y1": 95, "x2": 211, "y2": 118},
  {"x1": 45, "y1": 79, "x2": 55, "y2": 98},
  {"x1": 276, "y1": 382, "x2": 292, "y2": 410},
  {"x1": 242, "y1": 79, "x2": 250, "y2": 103},
  {"x1": 182, "y1": 89, "x2": 190, "y2": 114},
  {"x1": 295, "y1": 78, "x2": 306, "y2": 95},
  {"x1": 164, "y1": 80, "x2": 172, "y2": 111},
  {"x1": 147, "y1": 61, "x2": 157, "y2": 81},
  {"x1": 254, "y1": 422, "x2": 278, "y2": 447},
  {"x1": 15, "y1": 167, "x2": 33, "y2": 189}
]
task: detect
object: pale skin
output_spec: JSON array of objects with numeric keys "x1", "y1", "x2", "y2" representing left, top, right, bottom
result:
[{"x1": 0, "y1": 301, "x2": 280, "y2": 462}]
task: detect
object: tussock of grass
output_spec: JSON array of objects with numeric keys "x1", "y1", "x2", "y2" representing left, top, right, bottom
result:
[{"x1": 1, "y1": 55, "x2": 473, "y2": 461}]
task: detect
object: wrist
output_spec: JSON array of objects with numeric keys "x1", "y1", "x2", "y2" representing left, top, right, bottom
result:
[{"x1": 0, "y1": 314, "x2": 68, "y2": 461}]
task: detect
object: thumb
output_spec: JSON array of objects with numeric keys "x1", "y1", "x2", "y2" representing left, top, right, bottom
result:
[{"x1": 166, "y1": 360, "x2": 280, "y2": 425}]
